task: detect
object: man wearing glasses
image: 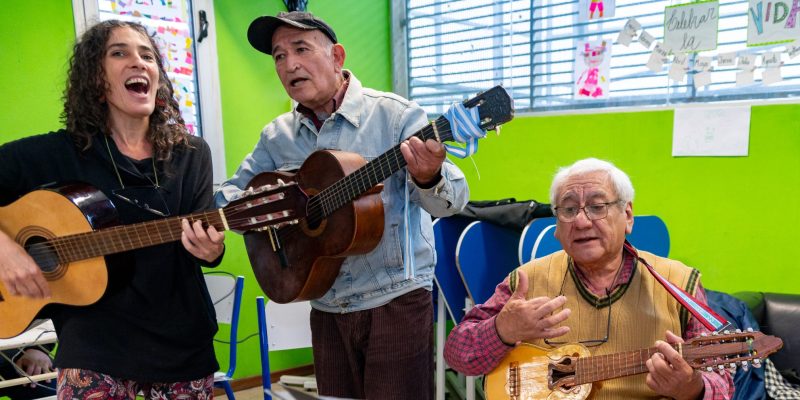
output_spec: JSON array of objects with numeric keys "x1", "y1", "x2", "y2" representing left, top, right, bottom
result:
[{"x1": 444, "y1": 158, "x2": 733, "y2": 399}]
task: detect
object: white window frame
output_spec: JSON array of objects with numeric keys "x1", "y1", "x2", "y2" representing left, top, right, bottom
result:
[{"x1": 73, "y1": 0, "x2": 226, "y2": 185}]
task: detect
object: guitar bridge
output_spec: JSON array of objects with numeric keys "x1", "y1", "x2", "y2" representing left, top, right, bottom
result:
[{"x1": 508, "y1": 361, "x2": 520, "y2": 399}]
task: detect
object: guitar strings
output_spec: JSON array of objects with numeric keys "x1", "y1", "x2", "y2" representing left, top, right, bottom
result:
[
  {"x1": 266, "y1": 118, "x2": 456, "y2": 246},
  {"x1": 22, "y1": 118, "x2": 459, "y2": 270}
]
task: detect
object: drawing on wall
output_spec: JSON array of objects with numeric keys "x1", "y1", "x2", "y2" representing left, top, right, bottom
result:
[
  {"x1": 747, "y1": 0, "x2": 800, "y2": 46},
  {"x1": 574, "y1": 40, "x2": 611, "y2": 99},
  {"x1": 579, "y1": 0, "x2": 616, "y2": 21}
]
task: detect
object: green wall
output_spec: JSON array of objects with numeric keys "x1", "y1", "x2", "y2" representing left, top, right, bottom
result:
[{"x1": 2, "y1": 0, "x2": 798, "y2": 386}]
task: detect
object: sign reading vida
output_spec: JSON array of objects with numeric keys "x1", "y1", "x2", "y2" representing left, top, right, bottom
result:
[
  {"x1": 664, "y1": 1, "x2": 720, "y2": 52},
  {"x1": 747, "y1": 0, "x2": 800, "y2": 46}
]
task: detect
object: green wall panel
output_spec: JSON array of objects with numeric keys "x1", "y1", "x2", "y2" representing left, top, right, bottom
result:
[{"x1": 0, "y1": 0, "x2": 74, "y2": 143}]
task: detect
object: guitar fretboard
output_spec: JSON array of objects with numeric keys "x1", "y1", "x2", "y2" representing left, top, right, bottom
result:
[
  {"x1": 574, "y1": 347, "x2": 660, "y2": 384},
  {"x1": 305, "y1": 116, "x2": 454, "y2": 225},
  {"x1": 32, "y1": 212, "x2": 225, "y2": 267}
]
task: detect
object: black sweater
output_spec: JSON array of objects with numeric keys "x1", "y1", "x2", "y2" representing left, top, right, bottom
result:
[{"x1": 0, "y1": 130, "x2": 221, "y2": 382}]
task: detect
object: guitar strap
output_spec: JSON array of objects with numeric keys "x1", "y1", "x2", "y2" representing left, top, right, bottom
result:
[
  {"x1": 402, "y1": 103, "x2": 487, "y2": 279},
  {"x1": 624, "y1": 240, "x2": 731, "y2": 332}
]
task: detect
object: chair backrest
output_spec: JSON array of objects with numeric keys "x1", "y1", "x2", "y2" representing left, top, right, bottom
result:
[
  {"x1": 432, "y1": 216, "x2": 474, "y2": 322},
  {"x1": 204, "y1": 274, "x2": 244, "y2": 378},
  {"x1": 518, "y1": 215, "x2": 671, "y2": 264},
  {"x1": 257, "y1": 296, "x2": 313, "y2": 400},
  {"x1": 455, "y1": 221, "x2": 522, "y2": 305}
]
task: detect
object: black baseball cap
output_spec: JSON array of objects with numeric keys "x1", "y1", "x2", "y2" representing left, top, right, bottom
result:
[{"x1": 248, "y1": 11, "x2": 338, "y2": 55}]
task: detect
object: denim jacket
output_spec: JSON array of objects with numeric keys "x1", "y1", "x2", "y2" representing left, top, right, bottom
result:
[{"x1": 215, "y1": 72, "x2": 469, "y2": 313}]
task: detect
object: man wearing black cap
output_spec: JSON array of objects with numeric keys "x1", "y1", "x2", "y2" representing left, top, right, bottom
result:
[{"x1": 215, "y1": 11, "x2": 469, "y2": 400}]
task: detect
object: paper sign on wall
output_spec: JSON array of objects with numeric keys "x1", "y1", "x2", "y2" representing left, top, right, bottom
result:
[
  {"x1": 664, "y1": 1, "x2": 720, "y2": 53},
  {"x1": 747, "y1": 0, "x2": 800, "y2": 46},
  {"x1": 672, "y1": 106, "x2": 751, "y2": 157}
]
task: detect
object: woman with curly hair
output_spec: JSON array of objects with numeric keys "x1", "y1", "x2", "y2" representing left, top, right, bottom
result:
[{"x1": 0, "y1": 20, "x2": 224, "y2": 399}]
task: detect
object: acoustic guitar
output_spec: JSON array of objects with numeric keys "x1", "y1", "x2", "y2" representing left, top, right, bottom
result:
[
  {"x1": 484, "y1": 330, "x2": 783, "y2": 400},
  {"x1": 0, "y1": 180, "x2": 306, "y2": 339},
  {"x1": 242, "y1": 85, "x2": 515, "y2": 303}
]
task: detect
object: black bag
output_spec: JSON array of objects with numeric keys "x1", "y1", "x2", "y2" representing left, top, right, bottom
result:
[{"x1": 456, "y1": 198, "x2": 553, "y2": 232}]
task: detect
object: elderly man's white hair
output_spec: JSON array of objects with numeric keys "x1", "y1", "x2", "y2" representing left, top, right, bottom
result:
[{"x1": 549, "y1": 158, "x2": 635, "y2": 206}]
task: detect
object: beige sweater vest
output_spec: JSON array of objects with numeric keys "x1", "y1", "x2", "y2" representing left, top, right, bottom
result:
[{"x1": 512, "y1": 250, "x2": 700, "y2": 399}]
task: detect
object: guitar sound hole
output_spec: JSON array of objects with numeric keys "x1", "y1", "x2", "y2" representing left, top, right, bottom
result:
[{"x1": 24, "y1": 236, "x2": 60, "y2": 273}]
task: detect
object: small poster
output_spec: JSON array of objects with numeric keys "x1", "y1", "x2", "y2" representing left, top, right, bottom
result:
[
  {"x1": 747, "y1": 0, "x2": 800, "y2": 46},
  {"x1": 664, "y1": 1, "x2": 719, "y2": 53},
  {"x1": 574, "y1": 40, "x2": 611, "y2": 99},
  {"x1": 579, "y1": 0, "x2": 616, "y2": 21}
]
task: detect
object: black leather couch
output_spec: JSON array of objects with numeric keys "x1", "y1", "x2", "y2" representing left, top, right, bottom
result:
[{"x1": 735, "y1": 292, "x2": 800, "y2": 380}]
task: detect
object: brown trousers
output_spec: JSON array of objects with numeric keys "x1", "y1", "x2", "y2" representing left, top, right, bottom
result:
[{"x1": 310, "y1": 288, "x2": 434, "y2": 400}]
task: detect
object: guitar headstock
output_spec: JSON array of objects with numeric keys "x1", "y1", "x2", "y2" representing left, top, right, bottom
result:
[
  {"x1": 463, "y1": 85, "x2": 515, "y2": 131},
  {"x1": 683, "y1": 330, "x2": 783, "y2": 371},
  {"x1": 223, "y1": 180, "x2": 308, "y2": 232}
]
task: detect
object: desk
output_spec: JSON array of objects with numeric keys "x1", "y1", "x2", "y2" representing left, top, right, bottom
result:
[{"x1": 0, "y1": 320, "x2": 57, "y2": 389}]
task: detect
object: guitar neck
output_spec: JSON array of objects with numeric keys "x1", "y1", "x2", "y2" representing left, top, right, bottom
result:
[
  {"x1": 310, "y1": 116, "x2": 454, "y2": 219},
  {"x1": 574, "y1": 347, "x2": 662, "y2": 384},
  {"x1": 48, "y1": 211, "x2": 226, "y2": 264}
]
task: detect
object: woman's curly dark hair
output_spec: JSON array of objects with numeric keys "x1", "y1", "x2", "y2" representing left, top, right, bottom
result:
[{"x1": 61, "y1": 20, "x2": 189, "y2": 160}]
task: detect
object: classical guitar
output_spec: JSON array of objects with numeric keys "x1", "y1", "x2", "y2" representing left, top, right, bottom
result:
[
  {"x1": 485, "y1": 330, "x2": 783, "y2": 400},
  {"x1": 0, "y1": 180, "x2": 306, "y2": 339},
  {"x1": 243, "y1": 85, "x2": 514, "y2": 303}
]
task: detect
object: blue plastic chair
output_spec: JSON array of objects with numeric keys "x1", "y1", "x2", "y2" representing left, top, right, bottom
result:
[
  {"x1": 433, "y1": 216, "x2": 474, "y2": 323},
  {"x1": 518, "y1": 215, "x2": 671, "y2": 264},
  {"x1": 456, "y1": 221, "x2": 522, "y2": 305},
  {"x1": 256, "y1": 296, "x2": 313, "y2": 400},
  {"x1": 205, "y1": 274, "x2": 244, "y2": 400}
]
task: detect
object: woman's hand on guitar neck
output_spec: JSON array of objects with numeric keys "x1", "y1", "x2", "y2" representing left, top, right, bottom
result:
[
  {"x1": 0, "y1": 230, "x2": 51, "y2": 298},
  {"x1": 400, "y1": 136, "x2": 445, "y2": 187},
  {"x1": 181, "y1": 219, "x2": 225, "y2": 263},
  {"x1": 495, "y1": 270, "x2": 571, "y2": 345}
]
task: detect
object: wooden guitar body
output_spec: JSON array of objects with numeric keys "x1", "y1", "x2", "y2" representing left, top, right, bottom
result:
[
  {"x1": 485, "y1": 331, "x2": 783, "y2": 400},
  {"x1": 244, "y1": 150, "x2": 385, "y2": 303},
  {"x1": 0, "y1": 184, "x2": 116, "y2": 338},
  {"x1": 485, "y1": 343, "x2": 591, "y2": 400}
]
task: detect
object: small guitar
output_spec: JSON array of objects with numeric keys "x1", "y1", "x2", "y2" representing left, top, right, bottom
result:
[
  {"x1": 244, "y1": 85, "x2": 515, "y2": 303},
  {"x1": 485, "y1": 330, "x2": 783, "y2": 400},
  {"x1": 0, "y1": 180, "x2": 306, "y2": 339}
]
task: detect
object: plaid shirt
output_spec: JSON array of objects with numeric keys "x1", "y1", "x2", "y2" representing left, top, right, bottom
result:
[{"x1": 443, "y1": 251, "x2": 734, "y2": 400}]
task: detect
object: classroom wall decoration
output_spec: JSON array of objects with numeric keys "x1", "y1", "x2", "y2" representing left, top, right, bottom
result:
[
  {"x1": 574, "y1": 40, "x2": 611, "y2": 99},
  {"x1": 578, "y1": 0, "x2": 615, "y2": 22},
  {"x1": 664, "y1": 0, "x2": 720, "y2": 53},
  {"x1": 97, "y1": 0, "x2": 201, "y2": 136},
  {"x1": 617, "y1": 15, "x2": 798, "y2": 89},
  {"x1": 747, "y1": 0, "x2": 800, "y2": 46}
]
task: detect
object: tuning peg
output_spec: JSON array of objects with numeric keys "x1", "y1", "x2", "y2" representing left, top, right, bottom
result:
[
  {"x1": 701, "y1": 332, "x2": 708, "y2": 337},
  {"x1": 277, "y1": 179, "x2": 287, "y2": 186},
  {"x1": 741, "y1": 361, "x2": 749, "y2": 371},
  {"x1": 706, "y1": 367, "x2": 713, "y2": 372},
  {"x1": 735, "y1": 329, "x2": 742, "y2": 333},
  {"x1": 290, "y1": 219, "x2": 299, "y2": 225},
  {"x1": 718, "y1": 364, "x2": 725, "y2": 371},
  {"x1": 752, "y1": 359, "x2": 762, "y2": 368},
  {"x1": 746, "y1": 327, "x2": 754, "y2": 332}
]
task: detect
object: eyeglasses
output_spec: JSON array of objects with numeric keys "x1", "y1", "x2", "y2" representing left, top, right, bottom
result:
[
  {"x1": 544, "y1": 287, "x2": 612, "y2": 348},
  {"x1": 553, "y1": 200, "x2": 624, "y2": 223},
  {"x1": 113, "y1": 185, "x2": 171, "y2": 217}
]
